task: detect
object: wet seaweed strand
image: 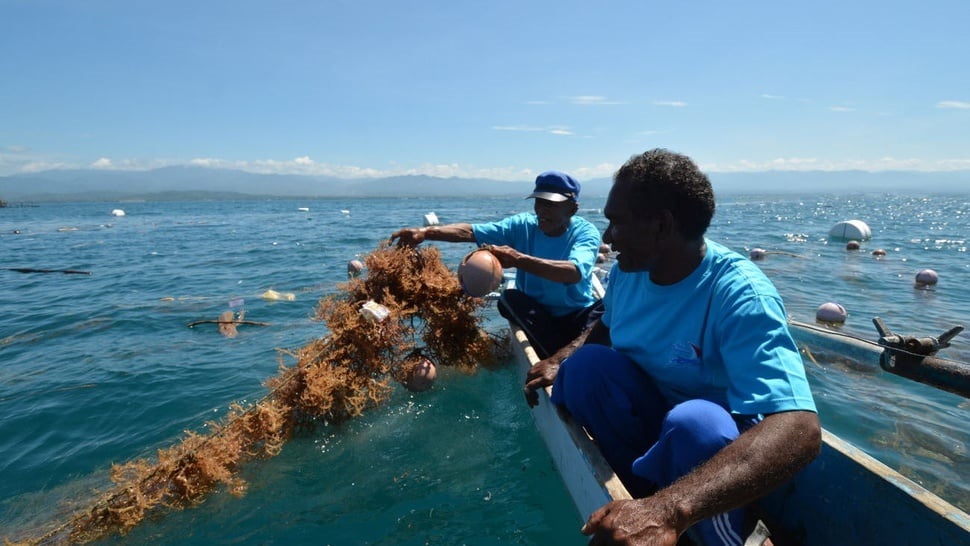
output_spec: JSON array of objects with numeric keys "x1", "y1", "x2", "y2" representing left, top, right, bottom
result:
[{"x1": 6, "y1": 244, "x2": 497, "y2": 546}]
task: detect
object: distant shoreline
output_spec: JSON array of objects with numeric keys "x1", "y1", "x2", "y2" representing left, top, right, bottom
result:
[{"x1": 2, "y1": 166, "x2": 968, "y2": 203}]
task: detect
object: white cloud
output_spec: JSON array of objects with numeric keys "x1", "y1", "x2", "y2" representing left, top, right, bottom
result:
[
  {"x1": 493, "y1": 125, "x2": 546, "y2": 132},
  {"x1": 572, "y1": 162, "x2": 619, "y2": 180},
  {"x1": 569, "y1": 96, "x2": 624, "y2": 105},
  {"x1": 91, "y1": 157, "x2": 113, "y2": 169},
  {"x1": 653, "y1": 100, "x2": 687, "y2": 107},
  {"x1": 937, "y1": 100, "x2": 970, "y2": 109},
  {"x1": 20, "y1": 161, "x2": 69, "y2": 173},
  {"x1": 492, "y1": 125, "x2": 573, "y2": 136},
  {"x1": 703, "y1": 156, "x2": 970, "y2": 173},
  {"x1": 828, "y1": 106, "x2": 855, "y2": 112},
  {"x1": 760, "y1": 94, "x2": 785, "y2": 100},
  {"x1": 5, "y1": 145, "x2": 29, "y2": 153}
]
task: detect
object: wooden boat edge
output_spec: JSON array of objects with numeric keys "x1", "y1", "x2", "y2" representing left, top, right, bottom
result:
[{"x1": 507, "y1": 313, "x2": 970, "y2": 544}]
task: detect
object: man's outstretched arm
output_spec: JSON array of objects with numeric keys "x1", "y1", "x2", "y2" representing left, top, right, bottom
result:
[{"x1": 389, "y1": 223, "x2": 476, "y2": 246}]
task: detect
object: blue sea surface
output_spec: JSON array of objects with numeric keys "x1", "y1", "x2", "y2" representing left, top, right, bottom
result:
[{"x1": 1, "y1": 193, "x2": 967, "y2": 544}]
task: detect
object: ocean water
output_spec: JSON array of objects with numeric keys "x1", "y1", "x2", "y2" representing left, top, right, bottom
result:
[{"x1": 0, "y1": 192, "x2": 967, "y2": 545}]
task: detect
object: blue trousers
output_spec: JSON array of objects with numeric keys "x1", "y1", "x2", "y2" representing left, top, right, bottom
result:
[{"x1": 551, "y1": 344, "x2": 749, "y2": 546}]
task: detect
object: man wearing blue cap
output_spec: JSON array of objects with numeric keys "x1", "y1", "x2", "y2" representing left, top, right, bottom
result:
[{"x1": 390, "y1": 171, "x2": 603, "y2": 359}]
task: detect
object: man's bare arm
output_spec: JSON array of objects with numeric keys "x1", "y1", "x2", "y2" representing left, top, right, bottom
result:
[
  {"x1": 523, "y1": 319, "x2": 610, "y2": 407},
  {"x1": 486, "y1": 244, "x2": 582, "y2": 284},
  {"x1": 583, "y1": 410, "x2": 821, "y2": 545},
  {"x1": 389, "y1": 223, "x2": 476, "y2": 246}
]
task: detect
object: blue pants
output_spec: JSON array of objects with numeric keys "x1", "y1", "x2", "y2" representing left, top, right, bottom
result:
[{"x1": 551, "y1": 344, "x2": 749, "y2": 546}]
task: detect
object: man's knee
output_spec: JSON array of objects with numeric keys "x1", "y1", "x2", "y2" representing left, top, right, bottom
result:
[{"x1": 663, "y1": 400, "x2": 739, "y2": 454}]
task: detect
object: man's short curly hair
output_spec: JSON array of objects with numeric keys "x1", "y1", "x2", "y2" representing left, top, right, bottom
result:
[{"x1": 613, "y1": 149, "x2": 715, "y2": 240}]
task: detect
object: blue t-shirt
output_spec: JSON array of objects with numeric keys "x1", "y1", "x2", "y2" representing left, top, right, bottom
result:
[
  {"x1": 472, "y1": 213, "x2": 600, "y2": 317},
  {"x1": 602, "y1": 239, "x2": 816, "y2": 416}
]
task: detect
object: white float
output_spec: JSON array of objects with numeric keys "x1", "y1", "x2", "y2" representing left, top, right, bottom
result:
[
  {"x1": 111, "y1": 209, "x2": 126, "y2": 217},
  {"x1": 828, "y1": 220, "x2": 871, "y2": 241}
]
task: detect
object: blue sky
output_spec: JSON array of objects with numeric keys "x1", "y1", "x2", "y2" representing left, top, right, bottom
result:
[{"x1": 2, "y1": 0, "x2": 969, "y2": 181}]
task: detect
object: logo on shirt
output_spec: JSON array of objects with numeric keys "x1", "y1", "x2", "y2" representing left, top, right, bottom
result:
[{"x1": 669, "y1": 341, "x2": 702, "y2": 367}]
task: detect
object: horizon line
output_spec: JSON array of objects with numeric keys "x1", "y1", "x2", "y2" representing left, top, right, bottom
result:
[{"x1": 4, "y1": 163, "x2": 970, "y2": 181}]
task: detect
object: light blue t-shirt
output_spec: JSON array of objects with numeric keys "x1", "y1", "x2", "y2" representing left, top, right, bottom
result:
[
  {"x1": 472, "y1": 212, "x2": 600, "y2": 317},
  {"x1": 602, "y1": 239, "x2": 816, "y2": 416}
]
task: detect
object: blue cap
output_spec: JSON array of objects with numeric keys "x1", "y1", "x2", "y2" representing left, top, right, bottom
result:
[{"x1": 525, "y1": 171, "x2": 580, "y2": 202}]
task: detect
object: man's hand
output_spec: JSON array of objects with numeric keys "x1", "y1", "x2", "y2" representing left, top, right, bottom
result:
[
  {"x1": 582, "y1": 498, "x2": 682, "y2": 546},
  {"x1": 389, "y1": 227, "x2": 424, "y2": 247},
  {"x1": 523, "y1": 358, "x2": 560, "y2": 407},
  {"x1": 481, "y1": 244, "x2": 521, "y2": 269}
]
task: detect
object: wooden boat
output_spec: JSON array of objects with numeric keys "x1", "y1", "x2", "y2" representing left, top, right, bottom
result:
[{"x1": 505, "y1": 283, "x2": 970, "y2": 545}]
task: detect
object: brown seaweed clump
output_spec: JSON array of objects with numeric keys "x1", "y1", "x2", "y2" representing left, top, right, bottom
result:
[{"x1": 11, "y1": 244, "x2": 497, "y2": 546}]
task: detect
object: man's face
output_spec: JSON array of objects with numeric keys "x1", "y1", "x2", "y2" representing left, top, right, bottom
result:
[
  {"x1": 533, "y1": 198, "x2": 576, "y2": 237},
  {"x1": 602, "y1": 182, "x2": 656, "y2": 272}
]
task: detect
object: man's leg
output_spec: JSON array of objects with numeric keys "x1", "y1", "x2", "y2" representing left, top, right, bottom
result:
[
  {"x1": 498, "y1": 289, "x2": 572, "y2": 358},
  {"x1": 560, "y1": 299, "x2": 605, "y2": 336},
  {"x1": 631, "y1": 400, "x2": 747, "y2": 546},
  {"x1": 551, "y1": 344, "x2": 667, "y2": 497}
]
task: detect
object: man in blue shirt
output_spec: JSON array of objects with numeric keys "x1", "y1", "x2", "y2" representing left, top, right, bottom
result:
[
  {"x1": 390, "y1": 171, "x2": 603, "y2": 358},
  {"x1": 524, "y1": 150, "x2": 821, "y2": 546}
]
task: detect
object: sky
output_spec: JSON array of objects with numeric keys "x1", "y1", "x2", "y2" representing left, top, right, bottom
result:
[{"x1": 2, "y1": 0, "x2": 969, "y2": 182}]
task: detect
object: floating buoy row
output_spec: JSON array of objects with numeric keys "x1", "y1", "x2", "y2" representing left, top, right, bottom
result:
[
  {"x1": 748, "y1": 219, "x2": 944, "y2": 324},
  {"x1": 815, "y1": 268, "x2": 941, "y2": 325}
]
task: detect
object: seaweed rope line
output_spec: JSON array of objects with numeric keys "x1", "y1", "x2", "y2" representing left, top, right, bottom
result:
[
  {"x1": 30, "y1": 340, "x2": 332, "y2": 545},
  {"x1": 18, "y1": 245, "x2": 493, "y2": 544},
  {"x1": 187, "y1": 319, "x2": 270, "y2": 328}
]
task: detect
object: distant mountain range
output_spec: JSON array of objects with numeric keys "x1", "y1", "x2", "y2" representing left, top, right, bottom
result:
[{"x1": 1, "y1": 166, "x2": 967, "y2": 203}]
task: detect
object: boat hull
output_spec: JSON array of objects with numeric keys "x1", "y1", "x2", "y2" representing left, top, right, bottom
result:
[{"x1": 508, "y1": 316, "x2": 970, "y2": 545}]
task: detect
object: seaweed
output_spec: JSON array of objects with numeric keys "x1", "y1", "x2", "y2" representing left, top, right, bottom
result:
[{"x1": 8, "y1": 244, "x2": 501, "y2": 545}]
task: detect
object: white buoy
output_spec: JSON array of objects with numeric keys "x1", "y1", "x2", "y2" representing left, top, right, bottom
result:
[
  {"x1": 298, "y1": 207, "x2": 310, "y2": 212},
  {"x1": 111, "y1": 209, "x2": 126, "y2": 217},
  {"x1": 816, "y1": 302, "x2": 847, "y2": 324},
  {"x1": 423, "y1": 212, "x2": 440, "y2": 226},
  {"x1": 828, "y1": 220, "x2": 871, "y2": 241},
  {"x1": 749, "y1": 248, "x2": 767, "y2": 260},
  {"x1": 915, "y1": 269, "x2": 939, "y2": 287}
]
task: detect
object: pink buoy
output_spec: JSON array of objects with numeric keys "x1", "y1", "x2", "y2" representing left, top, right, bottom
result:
[
  {"x1": 816, "y1": 302, "x2": 847, "y2": 324},
  {"x1": 871, "y1": 249, "x2": 886, "y2": 257},
  {"x1": 915, "y1": 269, "x2": 939, "y2": 287},
  {"x1": 403, "y1": 357, "x2": 437, "y2": 392},
  {"x1": 457, "y1": 249, "x2": 503, "y2": 297},
  {"x1": 347, "y1": 259, "x2": 364, "y2": 278},
  {"x1": 749, "y1": 248, "x2": 766, "y2": 261}
]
